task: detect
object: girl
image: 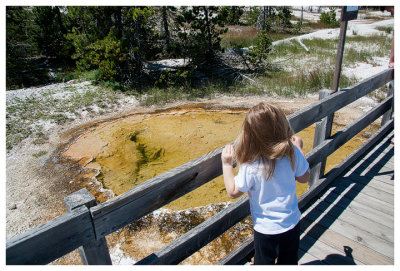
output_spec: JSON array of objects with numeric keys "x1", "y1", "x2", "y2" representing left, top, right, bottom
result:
[{"x1": 221, "y1": 102, "x2": 310, "y2": 265}]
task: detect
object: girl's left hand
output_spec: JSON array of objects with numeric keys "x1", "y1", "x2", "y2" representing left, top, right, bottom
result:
[{"x1": 221, "y1": 144, "x2": 234, "y2": 166}]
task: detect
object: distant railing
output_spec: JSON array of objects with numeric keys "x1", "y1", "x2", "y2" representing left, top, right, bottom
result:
[{"x1": 6, "y1": 68, "x2": 394, "y2": 265}]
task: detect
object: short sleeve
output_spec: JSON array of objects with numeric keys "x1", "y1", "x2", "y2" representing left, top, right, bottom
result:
[
  {"x1": 294, "y1": 145, "x2": 309, "y2": 177},
  {"x1": 234, "y1": 164, "x2": 254, "y2": 193}
]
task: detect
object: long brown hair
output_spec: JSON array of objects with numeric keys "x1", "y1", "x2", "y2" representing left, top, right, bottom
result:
[{"x1": 235, "y1": 103, "x2": 295, "y2": 180}]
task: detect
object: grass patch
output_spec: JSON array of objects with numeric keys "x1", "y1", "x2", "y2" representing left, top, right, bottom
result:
[
  {"x1": 344, "y1": 47, "x2": 374, "y2": 64},
  {"x1": 32, "y1": 150, "x2": 47, "y2": 158},
  {"x1": 220, "y1": 26, "x2": 260, "y2": 49},
  {"x1": 375, "y1": 25, "x2": 394, "y2": 34},
  {"x1": 301, "y1": 38, "x2": 338, "y2": 50},
  {"x1": 54, "y1": 69, "x2": 98, "y2": 83},
  {"x1": 256, "y1": 68, "x2": 356, "y2": 97},
  {"x1": 270, "y1": 40, "x2": 305, "y2": 57},
  {"x1": 6, "y1": 83, "x2": 122, "y2": 150}
]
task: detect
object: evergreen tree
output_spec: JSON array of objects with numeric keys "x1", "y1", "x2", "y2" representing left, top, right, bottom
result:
[
  {"x1": 32, "y1": 6, "x2": 72, "y2": 60},
  {"x1": 176, "y1": 6, "x2": 228, "y2": 64}
]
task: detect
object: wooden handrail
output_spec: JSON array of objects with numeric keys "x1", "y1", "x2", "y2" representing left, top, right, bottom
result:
[{"x1": 6, "y1": 206, "x2": 94, "y2": 265}]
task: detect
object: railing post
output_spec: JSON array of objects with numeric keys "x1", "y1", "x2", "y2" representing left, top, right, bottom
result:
[
  {"x1": 309, "y1": 89, "x2": 332, "y2": 188},
  {"x1": 64, "y1": 188, "x2": 112, "y2": 265},
  {"x1": 381, "y1": 81, "x2": 394, "y2": 126}
]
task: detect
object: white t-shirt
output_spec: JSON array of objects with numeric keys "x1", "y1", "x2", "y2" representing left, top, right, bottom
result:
[{"x1": 234, "y1": 146, "x2": 309, "y2": 235}]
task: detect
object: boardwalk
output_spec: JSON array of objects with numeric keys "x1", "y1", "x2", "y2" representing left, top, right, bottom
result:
[{"x1": 298, "y1": 130, "x2": 394, "y2": 265}]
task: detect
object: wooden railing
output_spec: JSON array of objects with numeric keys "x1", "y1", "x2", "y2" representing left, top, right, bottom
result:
[{"x1": 6, "y1": 68, "x2": 394, "y2": 265}]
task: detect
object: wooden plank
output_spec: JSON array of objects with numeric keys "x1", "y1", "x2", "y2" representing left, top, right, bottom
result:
[
  {"x1": 336, "y1": 175, "x2": 394, "y2": 194},
  {"x1": 288, "y1": 68, "x2": 393, "y2": 133},
  {"x1": 307, "y1": 199, "x2": 393, "y2": 244},
  {"x1": 91, "y1": 146, "x2": 226, "y2": 238},
  {"x1": 346, "y1": 175, "x2": 393, "y2": 194},
  {"x1": 306, "y1": 96, "x2": 392, "y2": 168},
  {"x1": 321, "y1": 184, "x2": 394, "y2": 216},
  {"x1": 318, "y1": 186, "x2": 394, "y2": 227},
  {"x1": 303, "y1": 208, "x2": 394, "y2": 259},
  {"x1": 298, "y1": 119, "x2": 393, "y2": 210},
  {"x1": 300, "y1": 216, "x2": 393, "y2": 264},
  {"x1": 344, "y1": 131, "x2": 394, "y2": 176},
  {"x1": 349, "y1": 164, "x2": 394, "y2": 184},
  {"x1": 299, "y1": 234, "x2": 363, "y2": 265},
  {"x1": 299, "y1": 250, "x2": 326, "y2": 265},
  {"x1": 359, "y1": 144, "x2": 394, "y2": 167},
  {"x1": 6, "y1": 206, "x2": 94, "y2": 265},
  {"x1": 350, "y1": 152, "x2": 394, "y2": 176},
  {"x1": 136, "y1": 196, "x2": 250, "y2": 265},
  {"x1": 346, "y1": 167, "x2": 394, "y2": 186}
]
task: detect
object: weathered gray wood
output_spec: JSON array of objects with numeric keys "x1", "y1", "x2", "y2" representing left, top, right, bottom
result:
[
  {"x1": 6, "y1": 206, "x2": 94, "y2": 265},
  {"x1": 300, "y1": 216, "x2": 393, "y2": 264},
  {"x1": 335, "y1": 179, "x2": 394, "y2": 204},
  {"x1": 332, "y1": 7, "x2": 348, "y2": 92},
  {"x1": 299, "y1": 251, "x2": 324, "y2": 265},
  {"x1": 298, "y1": 119, "x2": 393, "y2": 210},
  {"x1": 64, "y1": 189, "x2": 112, "y2": 265},
  {"x1": 136, "y1": 196, "x2": 250, "y2": 265},
  {"x1": 78, "y1": 238, "x2": 112, "y2": 265},
  {"x1": 91, "y1": 146, "x2": 225, "y2": 238},
  {"x1": 337, "y1": 175, "x2": 394, "y2": 196},
  {"x1": 217, "y1": 235, "x2": 254, "y2": 265},
  {"x1": 64, "y1": 188, "x2": 97, "y2": 212},
  {"x1": 348, "y1": 162, "x2": 394, "y2": 184},
  {"x1": 303, "y1": 205, "x2": 394, "y2": 259},
  {"x1": 306, "y1": 96, "x2": 392, "y2": 170},
  {"x1": 310, "y1": 89, "x2": 332, "y2": 188},
  {"x1": 319, "y1": 186, "x2": 394, "y2": 228},
  {"x1": 289, "y1": 68, "x2": 393, "y2": 133},
  {"x1": 381, "y1": 81, "x2": 394, "y2": 126},
  {"x1": 299, "y1": 234, "x2": 363, "y2": 265},
  {"x1": 307, "y1": 199, "x2": 393, "y2": 244}
]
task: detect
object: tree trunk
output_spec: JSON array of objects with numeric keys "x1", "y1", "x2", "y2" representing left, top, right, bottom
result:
[
  {"x1": 161, "y1": 7, "x2": 171, "y2": 54},
  {"x1": 203, "y1": 6, "x2": 213, "y2": 59},
  {"x1": 54, "y1": 6, "x2": 66, "y2": 34},
  {"x1": 115, "y1": 7, "x2": 122, "y2": 40}
]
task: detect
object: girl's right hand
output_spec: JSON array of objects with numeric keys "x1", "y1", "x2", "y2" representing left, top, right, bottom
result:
[
  {"x1": 221, "y1": 144, "x2": 234, "y2": 167},
  {"x1": 291, "y1": 135, "x2": 303, "y2": 150}
]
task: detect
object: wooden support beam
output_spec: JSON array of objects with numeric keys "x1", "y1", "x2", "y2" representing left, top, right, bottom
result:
[
  {"x1": 381, "y1": 81, "x2": 394, "y2": 126},
  {"x1": 309, "y1": 89, "x2": 332, "y2": 188},
  {"x1": 64, "y1": 188, "x2": 112, "y2": 265}
]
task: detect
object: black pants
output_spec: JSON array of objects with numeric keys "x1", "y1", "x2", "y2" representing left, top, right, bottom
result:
[{"x1": 254, "y1": 222, "x2": 300, "y2": 265}]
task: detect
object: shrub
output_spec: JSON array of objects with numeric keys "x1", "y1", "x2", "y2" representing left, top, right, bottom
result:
[
  {"x1": 249, "y1": 30, "x2": 273, "y2": 67},
  {"x1": 320, "y1": 8, "x2": 340, "y2": 27}
]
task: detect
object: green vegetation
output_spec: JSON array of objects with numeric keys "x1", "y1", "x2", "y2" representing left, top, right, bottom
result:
[
  {"x1": 32, "y1": 151, "x2": 47, "y2": 158},
  {"x1": 6, "y1": 85, "x2": 120, "y2": 150},
  {"x1": 6, "y1": 6, "x2": 393, "y2": 150},
  {"x1": 319, "y1": 8, "x2": 340, "y2": 27}
]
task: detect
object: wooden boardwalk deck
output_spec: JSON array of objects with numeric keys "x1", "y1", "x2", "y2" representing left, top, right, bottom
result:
[{"x1": 298, "y1": 130, "x2": 394, "y2": 265}]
